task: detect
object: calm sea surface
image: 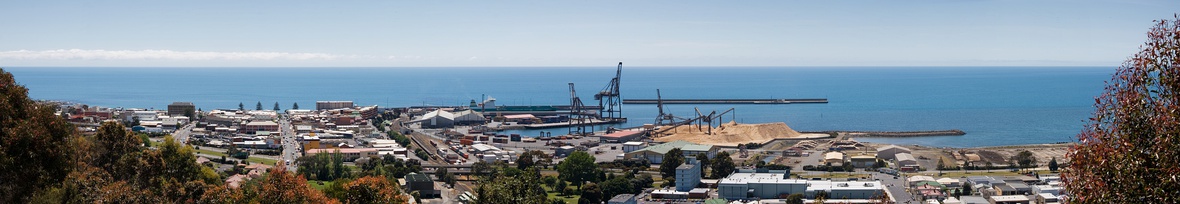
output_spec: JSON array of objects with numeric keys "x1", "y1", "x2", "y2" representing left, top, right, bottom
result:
[{"x1": 6, "y1": 66, "x2": 1112, "y2": 148}]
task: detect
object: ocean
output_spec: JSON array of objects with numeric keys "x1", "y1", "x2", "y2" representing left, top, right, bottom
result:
[{"x1": 5, "y1": 66, "x2": 1112, "y2": 148}]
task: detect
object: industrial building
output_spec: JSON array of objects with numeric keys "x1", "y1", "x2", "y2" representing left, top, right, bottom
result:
[
  {"x1": 607, "y1": 194, "x2": 637, "y2": 204},
  {"x1": 599, "y1": 130, "x2": 644, "y2": 143},
  {"x1": 623, "y1": 140, "x2": 718, "y2": 164},
  {"x1": 412, "y1": 109, "x2": 455, "y2": 128},
  {"x1": 824, "y1": 152, "x2": 845, "y2": 165},
  {"x1": 452, "y1": 109, "x2": 485, "y2": 125},
  {"x1": 849, "y1": 152, "x2": 877, "y2": 168},
  {"x1": 621, "y1": 141, "x2": 646, "y2": 153},
  {"x1": 876, "y1": 145, "x2": 912, "y2": 160},
  {"x1": 895, "y1": 153, "x2": 918, "y2": 168}
]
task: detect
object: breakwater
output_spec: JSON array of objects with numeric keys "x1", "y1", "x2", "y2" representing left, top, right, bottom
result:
[{"x1": 622, "y1": 98, "x2": 828, "y2": 104}]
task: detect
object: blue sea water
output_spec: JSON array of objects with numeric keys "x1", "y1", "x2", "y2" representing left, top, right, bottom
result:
[{"x1": 5, "y1": 66, "x2": 1112, "y2": 148}]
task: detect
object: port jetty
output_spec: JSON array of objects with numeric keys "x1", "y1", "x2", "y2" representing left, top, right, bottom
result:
[{"x1": 622, "y1": 98, "x2": 828, "y2": 104}]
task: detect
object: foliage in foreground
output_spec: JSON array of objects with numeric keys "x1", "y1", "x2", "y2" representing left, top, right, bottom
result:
[{"x1": 1063, "y1": 15, "x2": 1180, "y2": 203}]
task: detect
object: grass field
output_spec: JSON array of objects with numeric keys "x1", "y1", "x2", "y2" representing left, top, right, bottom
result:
[
  {"x1": 193, "y1": 149, "x2": 277, "y2": 165},
  {"x1": 307, "y1": 180, "x2": 334, "y2": 190},
  {"x1": 542, "y1": 185, "x2": 579, "y2": 203}
]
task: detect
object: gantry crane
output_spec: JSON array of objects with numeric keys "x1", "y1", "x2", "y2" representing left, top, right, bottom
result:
[{"x1": 595, "y1": 62, "x2": 623, "y2": 121}]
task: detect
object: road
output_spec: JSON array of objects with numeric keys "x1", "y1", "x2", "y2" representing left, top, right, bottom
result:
[
  {"x1": 171, "y1": 122, "x2": 196, "y2": 144},
  {"x1": 279, "y1": 115, "x2": 301, "y2": 172}
]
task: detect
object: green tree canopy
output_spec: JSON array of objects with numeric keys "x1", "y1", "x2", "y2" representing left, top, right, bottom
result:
[
  {"x1": 659, "y1": 148, "x2": 685, "y2": 179},
  {"x1": 556, "y1": 151, "x2": 597, "y2": 189},
  {"x1": 711, "y1": 151, "x2": 736, "y2": 179}
]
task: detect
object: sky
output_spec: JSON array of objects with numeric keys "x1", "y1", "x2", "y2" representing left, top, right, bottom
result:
[{"x1": 0, "y1": 1, "x2": 1176, "y2": 67}]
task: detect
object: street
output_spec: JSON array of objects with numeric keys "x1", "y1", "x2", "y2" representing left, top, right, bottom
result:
[{"x1": 279, "y1": 115, "x2": 301, "y2": 172}]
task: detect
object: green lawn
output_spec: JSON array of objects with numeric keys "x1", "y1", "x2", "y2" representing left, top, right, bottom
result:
[
  {"x1": 194, "y1": 149, "x2": 227, "y2": 157},
  {"x1": 192, "y1": 149, "x2": 277, "y2": 165},
  {"x1": 307, "y1": 180, "x2": 334, "y2": 190},
  {"x1": 542, "y1": 185, "x2": 579, "y2": 204}
]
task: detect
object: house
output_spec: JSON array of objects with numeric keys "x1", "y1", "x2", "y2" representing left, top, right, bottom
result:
[
  {"x1": 623, "y1": 140, "x2": 718, "y2": 164},
  {"x1": 876, "y1": 145, "x2": 912, "y2": 160}
]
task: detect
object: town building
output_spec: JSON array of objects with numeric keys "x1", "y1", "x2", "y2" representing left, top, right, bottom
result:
[
  {"x1": 167, "y1": 102, "x2": 195, "y2": 116},
  {"x1": 675, "y1": 158, "x2": 702, "y2": 191},
  {"x1": 305, "y1": 148, "x2": 381, "y2": 161},
  {"x1": 404, "y1": 173, "x2": 439, "y2": 198},
  {"x1": 623, "y1": 140, "x2": 718, "y2": 164},
  {"x1": 989, "y1": 195, "x2": 1031, "y2": 204},
  {"x1": 607, "y1": 194, "x2": 637, "y2": 204},
  {"x1": 717, "y1": 172, "x2": 885, "y2": 200},
  {"x1": 241, "y1": 120, "x2": 279, "y2": 134},
  {"x1": 316, "y1": 101, "x2": 354, "y2": 110}
]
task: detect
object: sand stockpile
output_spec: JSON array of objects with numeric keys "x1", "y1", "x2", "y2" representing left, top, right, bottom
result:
[{"x1": 655, "y1": 121, "x2": 824, "y2": 146}]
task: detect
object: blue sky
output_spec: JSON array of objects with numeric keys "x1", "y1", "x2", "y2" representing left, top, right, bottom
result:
[{"x1": 0, "y1": 1, "x2": 1176, "y2": 67}]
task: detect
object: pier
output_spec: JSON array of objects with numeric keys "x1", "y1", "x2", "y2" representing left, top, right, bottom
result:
[{"x1": 622, "y1": 98, "x2": 828, "y2": 104}]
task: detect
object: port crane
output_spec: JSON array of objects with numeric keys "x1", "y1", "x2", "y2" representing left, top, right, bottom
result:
[
  {"x1": 568, "y1": 83, "x2": 592, "y2": 136},
  {"x1": 595, "y1": 62, "x2": 623, "y2": 121}
]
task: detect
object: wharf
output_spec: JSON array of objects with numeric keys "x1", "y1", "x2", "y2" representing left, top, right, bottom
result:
[
  {"x1": 622, "y1": 98, "x2": 828, "y2": 104},
  {"x1": 484, "y1": 118, "x2": 627, "y2": 130}
]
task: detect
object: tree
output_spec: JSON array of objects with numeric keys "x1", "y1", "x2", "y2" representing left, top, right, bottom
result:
[
  {"x1": 695, "y1": 153, "x2": 710, "y2": 178},
  {"x1": 961, "y1": 184, "x2": 972, "y2": 197},
  {"x1": 785, "y1": 193, "x2": 804, "y2": 204},
  {"x1": 711, "y1": 151, "x2": 736, "y2": 179},
  {"x1": 474, "y1": 167, "x2": 547, "y2": 204},
  {"x1": 251, "y1": 168, "x2": 340, "y2": 204},
  {"x1": 273, "y1": 102, "x2": 280, "y2": 111},
  {"x1": 578, "y1": 182, "x2": 602, "y2": 204},
  {"x1": 1063, "y1": 16, "x2": 1180, "y2": 203},
  {"x1": 239, "y1": 102, "x2": 244, "y2": 111},
  {"x1": 1011, "y1": 150, "x2": 1037, "y2": 172},
  {"x1": 1048, "y1": 157, "x2": 1059, "y2": 172},
  {"x1": 599, "y1": 176, "x2": 634, "y2": 201},
  {"x1": 555, "y1": 180, "x2": 568, "y2": 195},
  {"x1": 255, "y1": 101, "x2": 263, "y2": 111},
  {"x1": 516, "y1": 150, "x2": 537, "y2": 170},
  {"x1": 437, "y1": 167, "x2": 455, "y2": 187},
  {"x1": 342, "y1": 176, "x2": 406, "y2": 204},
  {"x1": 556, "y1": 151, "x2": 597, "y2": 189},
  {"x1": 0, "y1": 69, "x2": 80, "y2": 203},
  {"x1": 293, "y1": 102, "x2": 300, "y2": 110},
  {"x1": 659, "y1": 148, "x2": 685, "y2": 179}
]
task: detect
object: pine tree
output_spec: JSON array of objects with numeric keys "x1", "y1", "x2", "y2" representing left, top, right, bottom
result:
[
  {"x1": 255, "y1": 102, "x2": 262, "y2": 110},
  {"x1": 273, "y1": 102, "x2": 280, "y2": 111}
]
